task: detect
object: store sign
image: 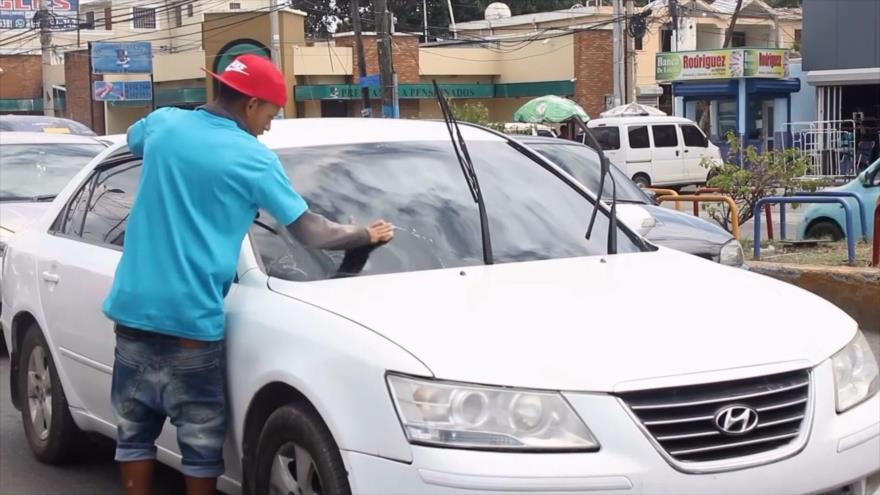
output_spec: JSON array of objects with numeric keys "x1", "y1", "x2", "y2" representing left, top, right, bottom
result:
[
  {"x1": 656, "y1": 48, "x2": 789, "y2": 82},
  {"x1": 743, "y1": 49, "x2": 789, "y2": 78},
  {"x1": 299, "y1": 83, "x2": 495, "y2": 101},
  {"x1": 91, "y1": 42, "x2": 153, "y2": 74},
  {"x1": 93, "y1": 80, "x2": 153, "y2": 102},
  {"x1": 0, "y1": 0, "x2": 78, "y2": 30}
]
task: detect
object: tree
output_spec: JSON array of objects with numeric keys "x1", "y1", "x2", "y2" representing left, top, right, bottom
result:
[
  {"x1": 722, "y1": 0, "x2": 744, "y2": 48},
  {"x1": 702, "y1": 133, "x2": 822, "y2": 232}
]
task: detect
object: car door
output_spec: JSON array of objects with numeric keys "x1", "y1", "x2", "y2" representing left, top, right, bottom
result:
[
  {"x1": 37, "y1": 156, "x2": 141, "y2": 423},
  {"x1": 624, "y1": 124, "x2": 653, "y2": 184},
  {"x1": 679, "y1": 123, "x2": 712, "y2": 182},
  {"x1": 650, "y1": 124, "x2": 685, "y2": 185}
]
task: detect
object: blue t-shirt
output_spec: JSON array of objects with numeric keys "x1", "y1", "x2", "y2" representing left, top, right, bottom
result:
[{"x1": 103, "y1": 107, "x2": 308, "y2": 341}]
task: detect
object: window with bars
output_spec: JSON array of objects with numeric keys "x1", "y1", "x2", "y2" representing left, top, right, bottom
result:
[
  {"x1": 132, "y1": 7, "x2": 157, "y2": 29},
  {"x1": 229, "y1": 2, "x2": 241, "y2": 9},
  {"x1": 82, "y1": 11, "x2": 95, "y2": 29},
  {"x1": 187, "y1": 3, "x2": 194, "y2": 16},
  {"x1": 731, "y1": 31, "x2": 746, "y2": 47},
  {"x1": 173, "y1": 4, "x2": 183, "y2": 27}
]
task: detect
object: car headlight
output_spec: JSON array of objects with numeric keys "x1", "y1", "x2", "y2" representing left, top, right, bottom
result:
[
  {"x1": 719, "y1": 239, "x2": 744, "y2": 266},
  {"x1": 832, "y1": 331, "x2": 880, "y2": 413},
  {"x1": 387, "y1": 374, "x2": 599, "y2": 451}
]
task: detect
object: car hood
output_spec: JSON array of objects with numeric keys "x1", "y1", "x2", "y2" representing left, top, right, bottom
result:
[
  {"x1": 268, "y1": 249, "x2": 854, "y2": 392},
  {"x1": 0, "y1": 202, "x2": 51, "y2": 234},
  {"x1": 642, "y1": 205, "x2": 733, "y2": 255}
]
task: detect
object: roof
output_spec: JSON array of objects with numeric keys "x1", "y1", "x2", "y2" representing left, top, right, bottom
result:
[
  {"x1": 454, "y1": 5, "x2": 608, "y2": 31},
  {"x1": 0, "y1": 132, "x2": 106, "y2": 146},
  {"x1": 588, "y1": 115, "x2": 696, "y2": 126},
  {"x1": 257, "y1": 118, "x2": 505, "y2": 149}
]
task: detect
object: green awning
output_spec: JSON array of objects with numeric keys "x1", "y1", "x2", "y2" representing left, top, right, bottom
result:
[
  {"x1": 155, "y1": 87, "x2": 207, "y2": 107},
  {"x1": 294, "y1": 80, "x2": 574, "y2": 101}
]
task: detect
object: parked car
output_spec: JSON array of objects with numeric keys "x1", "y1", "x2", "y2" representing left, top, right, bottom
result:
[
  {"x1": 96, "y1": 134, "x2": 126, "y2": 146},
  {"x1": 2, "y1": 119, "x2": 878, "y2": 495},
  {"x1": 502, "y1": 122, "x2": 557, "y2": 137},
  {"x1": 0, "y1": 115, "x2": 97, "y2": 136},
  {"x1": 798, "y1": 157, "x2": 880, "y2": 240},
  {"x1": 0, "y1": 132, "x2": 106, "y2": 320},
  {"x1": 516, "y1": 135, "x2": 744, "y2": 266},
  {"x1": 586, "y1": 115, "x2": 722, "y2": 188}
]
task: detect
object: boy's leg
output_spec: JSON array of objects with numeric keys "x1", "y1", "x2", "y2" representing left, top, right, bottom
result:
[
  {"x1": 112, "y1": 331, "x2": 167, "y2": 495},
  {"x1": 164, "y1": 339, "x2": 228, "y2": 495}
]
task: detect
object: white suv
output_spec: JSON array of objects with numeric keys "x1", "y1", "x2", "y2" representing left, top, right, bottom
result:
[{"x1": 1, "y1": 119, "x2": 878, "y2": 494}]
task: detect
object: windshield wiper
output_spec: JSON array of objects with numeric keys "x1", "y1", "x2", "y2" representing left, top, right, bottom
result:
[
  {"x1": 0, "y1": 193, "x2": 57, "y2": 202},
  {"x1": 570, "y1": 118, "x2": 618, "y2": 255},
  {"x1": 432, "y1": 80, "x2": 493, "y2": 265}
]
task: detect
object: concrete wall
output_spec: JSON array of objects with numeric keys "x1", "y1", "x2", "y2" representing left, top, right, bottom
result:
[
  {"x1": 104, "y1": 105, "x2": 149, "y2": 134},
  {"x1": 419, "y1": 48, "x2": 500, "y2": 76},
  {"x1": 293, "y1": 45, "x2": 352, "y2": 76},
  {"x1": 803, "y1": 0, "x2": 880, "y2": 71}
]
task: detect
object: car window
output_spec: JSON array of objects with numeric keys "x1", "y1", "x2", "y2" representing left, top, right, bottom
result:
[
  {"x1": 680, "y1": 124, "x2": 708, "y2": 147},
  {"x1": 628, "y1": 125, "x2": 650, "y2": 149},
  {"x1": 530, "y1": 143, "x2": 649, "y2": 204},
  {"x1": 251, "y1": 141, "x2": 642, "y2": 281},
  {"x1": 652, "y1": 125, "x2": 679, "y2": 148},
  {"x1": 589, "y1": 127, "x2": 620, "y2": 150},
  {"x1": 58, "y1": 162, "x2": 141, "y2": 247},
  {"x1": 0, "y1": 116, "x2": 97, "y2": 136},
  {"x1": 0, "y1": 143, "x2": 105, "y2": 201}
]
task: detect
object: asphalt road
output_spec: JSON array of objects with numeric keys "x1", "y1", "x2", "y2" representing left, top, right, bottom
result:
[{"x1": 0, "y1": 353, "x2": 187, "y2": 495}]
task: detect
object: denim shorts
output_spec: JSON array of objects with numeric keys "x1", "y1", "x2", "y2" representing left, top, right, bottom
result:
[{"x1": 111, "y1": 325, "x2": 227, "y2": 478}]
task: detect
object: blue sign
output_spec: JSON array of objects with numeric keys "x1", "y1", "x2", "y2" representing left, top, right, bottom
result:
[
  {"x1": 359, "y1": 74, "x2": 380, "y2": 89},
  {"x1": 91, "y1": 42, "x2": 153, "y2": 74},
  {"x1": 0, "y1": 0, "x2": 79, "y2": 30},
  {"x1": 93, "y1": 80, "x2": 153, "y2": 102}
]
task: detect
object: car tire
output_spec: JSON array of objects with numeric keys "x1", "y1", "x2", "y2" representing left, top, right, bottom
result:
[
  {"x1": 632, "y1": 173, "x2": 651, "y2": 188},
  {"x1": 18, "y1": 323, "x2": 84, "y2": 464},
  {"x1": 805, "y1": 220, "x2": 844, "y2": 241},
  {"x1": 253, "y1": 403, "x2": 351, "y2": 495}
]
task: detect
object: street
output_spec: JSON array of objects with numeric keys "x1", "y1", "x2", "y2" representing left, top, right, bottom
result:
[{"x1": 0, "y1": 354, "x2": 187, "y2": 495}]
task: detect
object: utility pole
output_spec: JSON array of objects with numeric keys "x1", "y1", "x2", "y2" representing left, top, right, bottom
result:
[
  {"x1": 37, "y1": 0, "x2": 54, "y2": 116},
  {"x1": 269, "y1": 0, "x2": 283, "y2": 117},
  {"x1": 612, "y1": 0, "x2": 622, "y2": 107},
  {"x1": 375, "y1": 0, "x2": 397, "y2": 117},
  {"x1": 423, "y1": 0, "x2": 429, "y2": 42},
  {"x1": 625, "y1": 0, "x2": 636, "y2": 103},
  {"x1": 351, "y1": 0, "x2": 371, "y2": 117},
  {"x1": 446, "y1": 0, "x2": 456, "y2": 39}
]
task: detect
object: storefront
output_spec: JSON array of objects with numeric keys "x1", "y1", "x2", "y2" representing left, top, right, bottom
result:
[{"x1": 658, "y1": 48, "x2": 801, "y2": 153}]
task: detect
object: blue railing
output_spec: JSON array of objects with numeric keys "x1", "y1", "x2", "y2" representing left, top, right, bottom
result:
[
  {"x1": 754, "y1": 196, "x2": 856, "y2": 265},
  {"x1": 780, "y1": 191, "x2": 869, "y2": 243}
]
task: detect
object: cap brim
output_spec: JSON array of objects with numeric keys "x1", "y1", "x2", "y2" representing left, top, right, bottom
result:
[{"x1": 202, "y1": 67, "x2": 256, "y2": 100}]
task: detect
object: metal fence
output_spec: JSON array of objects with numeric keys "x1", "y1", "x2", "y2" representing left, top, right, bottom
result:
[{"x1": 782, "y1": 120, "x2": 858, "y2": 178}]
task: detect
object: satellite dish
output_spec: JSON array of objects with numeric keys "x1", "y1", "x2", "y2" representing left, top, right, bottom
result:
[{"x1": 485, "y1": 2, "x2": 512, "y2": 21}]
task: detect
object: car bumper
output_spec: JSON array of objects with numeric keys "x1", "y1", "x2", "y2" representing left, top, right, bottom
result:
[{"x1": 345, "y1": 368, "x2": 880, "y2": 494}]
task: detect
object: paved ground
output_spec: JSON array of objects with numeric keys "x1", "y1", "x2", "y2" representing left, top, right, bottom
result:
[{"x1": 0, "y1": 354, "x2": 187, "y2": 495}]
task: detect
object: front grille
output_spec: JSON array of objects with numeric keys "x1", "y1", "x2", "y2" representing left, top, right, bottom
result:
[{"x1": 618, "y1": 369, "x2": 810, "y2": 464}]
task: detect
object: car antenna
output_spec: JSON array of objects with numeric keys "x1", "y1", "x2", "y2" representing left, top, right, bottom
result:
[
  {"x1": 571, "y1": 117, "x2": 618, "y2": 255},
  {"x1": 432, "y1": 79, "x2": 493, "y2": 265}
]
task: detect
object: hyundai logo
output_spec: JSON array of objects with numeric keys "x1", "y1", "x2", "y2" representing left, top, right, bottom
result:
[{"x1": 714, "y1": 405, "x2": 759, "y2": 435}]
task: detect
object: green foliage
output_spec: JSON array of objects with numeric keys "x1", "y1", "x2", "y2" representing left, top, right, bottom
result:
[
  {"x1": 701, "y1": 132, "x2": 824, "y2": 232},
  {"x1": 452, "y1": 101, "x2": 490, "y2": 125}
]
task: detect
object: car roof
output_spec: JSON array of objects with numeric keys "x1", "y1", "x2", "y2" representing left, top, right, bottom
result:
[
  {"x1": 588, "y1": 116, "x2": 695, "y2": 126},
  {"x1": 0, "y1": 131, "x2": 107, "y2": 146},
  {"x1": 258, "y1": 118, "x2": 505, "y2": 149}
]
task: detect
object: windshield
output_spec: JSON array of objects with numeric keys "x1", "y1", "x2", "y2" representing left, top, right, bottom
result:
[
  {"x1": 250, "y1": 140, "x2": 643, "y2": 281},
  {"x1": 0, "y1": 117, "x2": 97, "y2": 136},
  {"x1": 0, "y1": 143, "x2": 105, "y2": 201},
  {"x1": 529, "y1": 143, "x2": 650, "y2": 204}
]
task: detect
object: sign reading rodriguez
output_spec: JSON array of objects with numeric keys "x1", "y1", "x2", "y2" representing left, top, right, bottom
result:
[{"x1": 656, "y1": 48, "x2": 789, "y2": 82}]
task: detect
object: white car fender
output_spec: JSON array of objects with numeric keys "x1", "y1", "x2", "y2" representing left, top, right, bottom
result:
[{"x1": 225, "y1": 271, "x2": 432, "y2": 464}]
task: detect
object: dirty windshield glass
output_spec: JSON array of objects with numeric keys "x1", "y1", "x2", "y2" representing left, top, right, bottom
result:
[
  {"x1": 530, "y1": 143, "x2": 650, "y2": 204},
  {"x1": 0, "y1": 144, "x2": 105, "y2": 201},
  {"x1": 250, "y1": 140, "x2": 642, "y2": 281}
]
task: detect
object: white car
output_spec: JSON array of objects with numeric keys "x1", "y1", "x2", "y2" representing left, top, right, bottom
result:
[{"x1": 1, "y1": 119, "x2": 878, "y2": 495}]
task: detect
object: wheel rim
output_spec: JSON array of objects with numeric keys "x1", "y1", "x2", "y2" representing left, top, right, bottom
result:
[
  {"x1": 26, "y1": 345, "x2": 53, "y2": 441},
  {"x1": 269, "y1": 442, "x2": 323, "y2": 495}
]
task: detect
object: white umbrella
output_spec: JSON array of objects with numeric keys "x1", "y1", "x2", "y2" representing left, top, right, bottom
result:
[{"x1": 600, "y1": 102, "x2": 667, "y2": 118}]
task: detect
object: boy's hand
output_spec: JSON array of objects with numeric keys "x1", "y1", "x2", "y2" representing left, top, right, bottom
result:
[{"x1": 367, "y1": 220, "x2": 394, "y2": 244}]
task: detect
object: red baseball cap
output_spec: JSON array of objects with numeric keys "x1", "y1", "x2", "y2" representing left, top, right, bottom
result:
[{"x1": 203, "y1": 54, "x2": 287, "y2": 107}]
